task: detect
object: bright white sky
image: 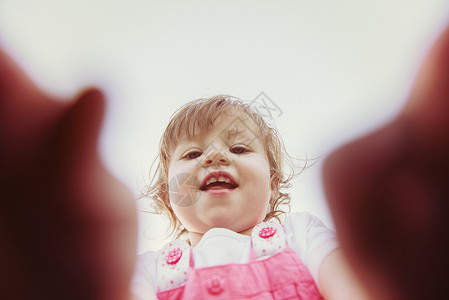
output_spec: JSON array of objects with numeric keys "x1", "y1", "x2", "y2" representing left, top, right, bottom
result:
[{"x1": 1, "y1": 0, "x2": 448, "y2": 253}]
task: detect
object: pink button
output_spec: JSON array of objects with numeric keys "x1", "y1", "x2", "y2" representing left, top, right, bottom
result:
[
  {"x1": 259, "y1": 226, "x2": 276, "y2": 239},
  {"x1": 206, "y1": 275, "x2": 224, "y2": 294},
  {"x1": 165, "y1": 248, "x2": 182, "y2": 265}
]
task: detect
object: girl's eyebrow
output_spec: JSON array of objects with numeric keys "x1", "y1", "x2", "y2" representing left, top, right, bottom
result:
[
  {"x1": 222, "y1": 126, "x2": 257, "y2": 145},
  {"x1": 226, "y1": 127, "x2": 247, "y2": 139},
  {"x1": 173, "y1": 139, "x2": 201, "y2": 153}
]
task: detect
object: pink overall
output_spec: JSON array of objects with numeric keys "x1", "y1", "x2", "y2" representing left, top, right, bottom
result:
[{"x1": 157, "y1": 222, "x2": 323, "y2": 299}]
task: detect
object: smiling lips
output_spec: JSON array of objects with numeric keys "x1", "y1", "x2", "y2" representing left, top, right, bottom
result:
[{"x1": 199, "y1": 171, "x2": 239, "y2": 191}]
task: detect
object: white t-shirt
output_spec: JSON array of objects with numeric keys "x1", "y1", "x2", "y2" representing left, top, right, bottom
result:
[{"x1": 131, "y1": 212, "x2": 339, "y2": 299}]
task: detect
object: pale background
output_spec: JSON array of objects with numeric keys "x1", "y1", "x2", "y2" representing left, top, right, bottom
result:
[{"x1": 1, "y1": 0, "x2": 448, "y2": 254}]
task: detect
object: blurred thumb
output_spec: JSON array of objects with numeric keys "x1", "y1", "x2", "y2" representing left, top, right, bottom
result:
[{"x1": 51, "y1": 88, "x2": 106, "y2": 168}]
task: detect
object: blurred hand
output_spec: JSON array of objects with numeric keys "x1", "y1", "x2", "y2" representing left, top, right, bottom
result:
[
  {"x1": 324, "y1": 25, "x2": 449, "y2": 299},
  {"x1": 0, "y1": 50, "x2": 137, "y2": 300}
]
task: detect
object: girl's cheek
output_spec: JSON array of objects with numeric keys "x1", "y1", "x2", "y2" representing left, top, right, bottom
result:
[{"x1": 168, "y1": 172, "x2": 201, "y2": 208}]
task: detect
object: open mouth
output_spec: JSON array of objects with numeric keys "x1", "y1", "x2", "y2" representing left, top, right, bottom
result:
[{"x1": 199, "y1": 171, "x2": 239, "y2": 191}]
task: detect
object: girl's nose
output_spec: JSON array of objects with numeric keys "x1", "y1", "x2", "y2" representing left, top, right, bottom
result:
[{"x1": 202, "y1": 148, "x2": 230, "y2": 167}]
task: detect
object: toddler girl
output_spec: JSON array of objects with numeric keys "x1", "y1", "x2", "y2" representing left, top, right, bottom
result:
[{"x1": 131, "y1": 95, "x2": 365, "y2": 299}]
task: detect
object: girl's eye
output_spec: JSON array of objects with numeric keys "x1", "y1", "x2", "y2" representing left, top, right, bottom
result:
[
  {"x1": 230, "y1": 146, "x2": 248, "y2": 154},
  {"x1": 183, "y1": 151, "x2": 202, "y2": 159}
]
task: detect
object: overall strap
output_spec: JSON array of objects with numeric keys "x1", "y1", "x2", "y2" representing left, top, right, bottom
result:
[
  {"x1": 156, "y1": 240, "x2": 190, "y2": 292},
  {"x1": 156, "y1": 221, "x2": 287, "y2": 293},
  {"x1": 251, "y1": 220, "x2": 287, "y2": 260}
]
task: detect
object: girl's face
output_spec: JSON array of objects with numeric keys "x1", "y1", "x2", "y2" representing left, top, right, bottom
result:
[{"x1": 167, "y1": 114, "x2": 273, "y2": 236}]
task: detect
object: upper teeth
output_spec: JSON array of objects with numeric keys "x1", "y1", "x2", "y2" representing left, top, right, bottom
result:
[{"x1": 205, "y1": 176, "x2": 231, "y2": 186}]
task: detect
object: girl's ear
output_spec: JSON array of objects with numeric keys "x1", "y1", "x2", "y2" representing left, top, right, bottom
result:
[
  {"x1": 270, "y1": 171, "x2": 279, "y2": 203},
  {"x1": 158, "y1": 182, "x2": 170, "y2": 207}
]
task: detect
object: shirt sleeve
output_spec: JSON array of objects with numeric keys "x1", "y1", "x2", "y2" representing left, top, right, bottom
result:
[
  {"x1": 284, "y1": 211, "x2": 340, "y2": 287},
  {"x1": 130, "y1": 250, "x2": 158, "y2": 300}
]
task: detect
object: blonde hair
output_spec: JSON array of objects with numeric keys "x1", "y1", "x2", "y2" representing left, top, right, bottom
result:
[{"x1": 141, "y1": 95, "x2": 299, "y2": 240}]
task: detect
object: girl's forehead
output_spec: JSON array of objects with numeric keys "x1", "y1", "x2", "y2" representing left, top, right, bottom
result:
[{"x1": 179, "y1": 114, "x2": 259, "y2": 142}]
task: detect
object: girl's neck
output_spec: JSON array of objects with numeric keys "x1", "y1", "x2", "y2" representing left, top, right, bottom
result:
[{"x1": 188, "y1": 226, "x2": 254, "y2": 247}]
